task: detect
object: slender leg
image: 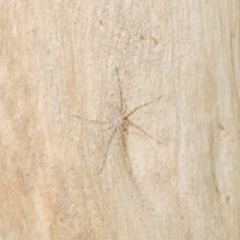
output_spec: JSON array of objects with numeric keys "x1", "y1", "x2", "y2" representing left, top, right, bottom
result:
[
  {"x1": 115, "y1": 68, "x2": 124, "y2": 112},
  {"x1": 126, "y1": 120, "x2": 161, "y2": 144},
  {"x1": 124, "y1": 95, "x2": 162, "y2": 118},
  {"x1": 121, "y1": 99, "x2": 128, "y2": 115},
  {"x1": 98, "y1": 129, "x2": 116, "y2": 175},
  {"x1": 75, "y1": 115, "x2": 109, "y2": 126},
  {"x1": 104, "y1": 125, "x2": 114, "y2": 131}
]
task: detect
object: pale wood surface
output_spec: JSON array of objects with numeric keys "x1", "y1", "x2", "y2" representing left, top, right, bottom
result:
[{"x1": 0, "y1": 1, "x2": 239, "y2": 239}]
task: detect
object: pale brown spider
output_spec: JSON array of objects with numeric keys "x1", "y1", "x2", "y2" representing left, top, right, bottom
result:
[{"x1": 76, "y1": 68, "x2": 162, "y2": 175}]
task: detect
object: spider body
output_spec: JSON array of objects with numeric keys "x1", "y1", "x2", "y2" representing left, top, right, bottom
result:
[{"x1": 106, "y1": 103, "x2": 124, "y2": 131}]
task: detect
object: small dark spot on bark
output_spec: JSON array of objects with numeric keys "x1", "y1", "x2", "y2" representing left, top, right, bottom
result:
[
  {"x1": 152, "y1": 37, "x2": 158, "y2": 45},
  {"x1": 139, "y1": 34, "x2": 144, "y2": 40},
  {"x1": 217, "y1": 123, "x2": 225, "y2": 130}
]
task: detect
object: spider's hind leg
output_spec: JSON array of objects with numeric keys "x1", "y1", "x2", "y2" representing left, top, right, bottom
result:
[{"x1": 126, "y1": 119, "x2": 161, "y2": 145}]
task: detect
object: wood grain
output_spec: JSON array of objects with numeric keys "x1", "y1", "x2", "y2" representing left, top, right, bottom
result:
[{"x1": 0, "y1": 1, "x2": 239, "y2": 239}]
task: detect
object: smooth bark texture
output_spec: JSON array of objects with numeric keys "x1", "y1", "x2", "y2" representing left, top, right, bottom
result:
[{"x1": 0, "y1": 1, "x2": 239, "y2": 239}]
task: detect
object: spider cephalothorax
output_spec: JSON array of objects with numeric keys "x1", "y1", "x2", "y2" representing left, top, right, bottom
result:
[{"x1": 106, "y1": 103, "x2": 124, "y2": 130}]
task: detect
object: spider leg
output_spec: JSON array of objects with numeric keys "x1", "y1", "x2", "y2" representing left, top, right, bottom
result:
[
  {"x1": 75, "y1": 115, "x2": 109, "y2": 126},
  {"x1": 121, "y1": 98, "x2": 128, "y2": 115},
  {"x1": 104, "y1": 125, "x2": 114, "y2": 131},
  {"x1": 98, "y1": 129, "x2": 116, "y2": 175},
  {"x1": 126, "y1": 119, "x2": 161, "y2": 144},
  {"x1": 124, "y1": 95, "x2": 162, "y2": 118},
  {"x1": 115, "y1": 68, "x2": 124, "y2": 112}
]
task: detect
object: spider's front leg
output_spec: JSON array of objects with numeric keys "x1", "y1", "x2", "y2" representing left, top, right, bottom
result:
[{"x1": 75, "y1": 115, "x2": 109, "y2": 126}]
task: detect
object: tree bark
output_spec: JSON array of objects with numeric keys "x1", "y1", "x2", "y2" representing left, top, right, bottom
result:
[{"x1": 0, "y1": 1, "x2": 239, "y2": 239}]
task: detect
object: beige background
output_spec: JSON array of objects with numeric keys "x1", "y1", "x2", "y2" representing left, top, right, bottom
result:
[{"x1": 0, "y1": 1, "x2": 239, "y2": 239}]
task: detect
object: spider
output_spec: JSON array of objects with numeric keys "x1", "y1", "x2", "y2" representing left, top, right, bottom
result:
[{"x1": 76, "y1": 68, "x2": 162, "y2": 175}]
